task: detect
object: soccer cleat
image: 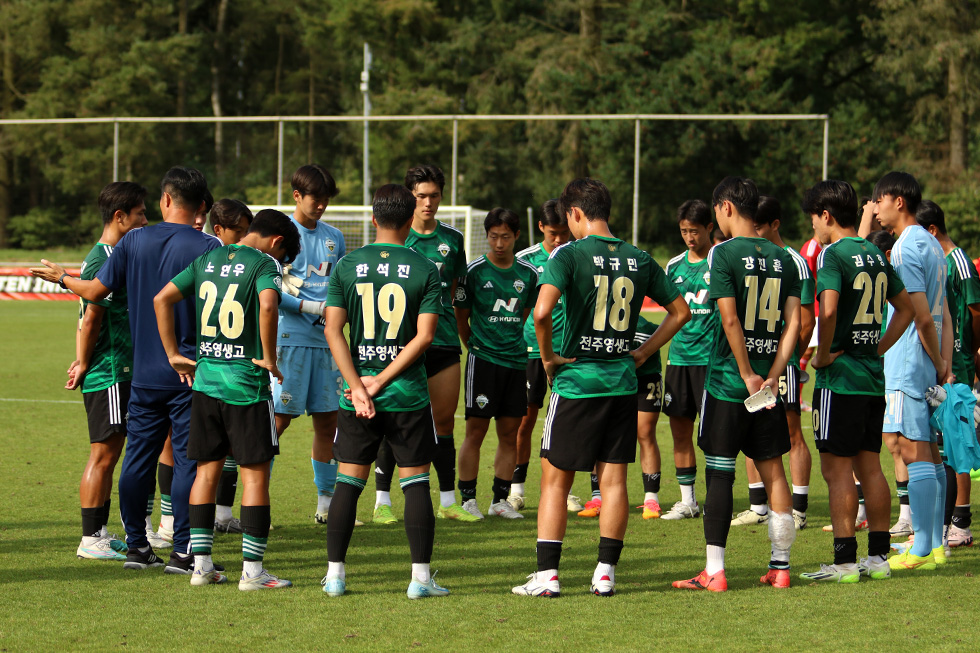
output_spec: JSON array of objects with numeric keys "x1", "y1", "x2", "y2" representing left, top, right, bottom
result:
[
  {"x1": 578, "y1": 498, "x2": 602, "y2": 518},
  {"x1": 889, "y1": 518, "x2": 913, "y2": 538},
  {"x1": 190, "y1": 567, "x2": 227, "y2": 586},
  {"x1": 76, "y1": 537, "x2": 126, "y2": 561},
  {"x1": 566, "y1": 494, "x2": 584, "y2": 512},
  {"x1": 164, "y1": 552, "x2": 195, "y2": 575},
  {"x1": 214, "y1": 518, "x2": 243, "y2": 534},
  {"x1": 857, "y1": 557, "x2": 891, "y2": 580},
  {"x1": 437, "y1": 503, "x2": 481, "y2": 522},
  {"x1": 855, "y1": 519, "x2": 868, "y2": 531},
  {"x1": 321, "y1": 575, "x2": 346, "y2": 597},
  {"x1": 672, "y1": 569, "x2": 727, "y2": 592},
  {"x1": 731, "y1": 509, "x2": 769, "y2": 526},
  {"x1": 661, "y1": 501, "x2": 700, "y2": 521},
  {"x1": 407, "y1": 572, "x2": 450, "y2": 599},
  {"x1": 507, "y1": 494, "x2": 526, "y2": 511},
  {"x1": 640, "y1": 499, "x2": 662, "y2": 520},
  {"x1": 932, "y1": 547, "x2": 948, "y2": 566},
  {"x1": 156, "y1": 525, "x2": 174, "y2": 543},
  {"x1": 792, "y1": 511, "x2": 807, "y2": 530},
  {"x1": 105, "y1": 533, "x2": 128, "y2": 554},
  {"x1": 488, "y1": 500, "x2": 524, "y2": 519},
  {"x1": 948, "y1": 525, "x2": 973, "y2": 548},
  {"x1": 239, "y1": 569, "x2": 293, "y2": 591},
  {"x1": 591, "y1": 575, "x2": 615, "y2": 597},
  {"x1": 760, "y1": 568, "x2": 791, "y2": 588},
  {"x1": 123, "y1": 547, "x2": 165, "y2": 570},
  {"x1": 888, "y1": 551, "x2": 937, "y2": 571},
  {"x1": 460, "y1": 499, "x2": 485, "y2": 520},
  {"x1": 799, "y1": 563, "x2": 860, "y2": 583},
  {"x1": 315, "y1": 511, "x2": 364, "y2": 527},
  {"x1": 373, "y1": 504, "x2": 398, "y2": 525},
  {"x1": 145, "y1": 530, "x2": 172, "y2": 550},
  {"x1": 512, "y1": 572, "x2": 560, "y2": 598},
  {"x1": 971, "y1": 468, "x2": 980, "y2": 480}
]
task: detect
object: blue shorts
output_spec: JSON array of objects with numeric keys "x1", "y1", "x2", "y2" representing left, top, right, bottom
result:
[
  {"x1": 883, "y1": 390, "x2": 934, "y2": 442},
  {"x1": 273, "y1": 346, "x2": 341, "y2": 415}
]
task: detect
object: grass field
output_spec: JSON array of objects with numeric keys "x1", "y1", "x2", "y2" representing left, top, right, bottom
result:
[{"x1": 1, "y1": 300, "x2": 979, "y2": 652}]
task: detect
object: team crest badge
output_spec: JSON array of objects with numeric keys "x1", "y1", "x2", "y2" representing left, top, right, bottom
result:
[
  {"x1": 755, "y1": 244, "x2": 762, "y2": 253},
  {"x1": 380, "y1": 251, "x2": 390, "y2": 258},
  {"x1": 326, "y1": 238, "x2": 336, "y2": 252},
  {"x1": 608, "y1": 244, "x2": 616, "y2": 252},
  {"x1": 663, "y1": 392, "x2": 672, "y2": 406},
  {"x1": 280, "y1": 391, "x2": 292, "y2": 406},
  {"x1": 228, "y1": 252, "x2": 235, "y2": 260},
  {"x1": 703, "y1": 271, "x2": 710, "y2": 284},
  {"x1": 437, "y1": 243, "x2": 450, "y2": 257},
  {"x1": 476, "y1": 394, "x2": 489, "y2": 409},
  {"x1": 274, "y1": 277, "x2": 282, "y2": 289},
  {"x1": 513, "y1": 280, "x2": 525, "y2": 293}
]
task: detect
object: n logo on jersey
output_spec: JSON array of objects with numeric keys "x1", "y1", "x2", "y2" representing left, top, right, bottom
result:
[
  {"x1": 684, "y1": 289, "x2": 709, "y2": 305},
  {"x1": 437, "y1": 243, "x2": 450, "y2": 257},
  {"x1": 493, "y1": 298, "x2": 519, "y2": 312},
  {"x1": 307, "y1": 262, "x2": 335, "y2": 277},
  {"x1": 513, "y1": 280, "x2": 525, "y2": 293}
]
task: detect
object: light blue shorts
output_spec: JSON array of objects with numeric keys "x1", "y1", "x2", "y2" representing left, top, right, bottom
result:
[
  {"x1": 882, "y1": 390, "x2": 935, "y2": 442},
  {"x1": 273, "y1": 346, "x2": 341, "y2": 416}
]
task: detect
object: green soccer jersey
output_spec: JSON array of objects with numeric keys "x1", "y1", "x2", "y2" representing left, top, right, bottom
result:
[
  {"x1": 171, "y1": 244, "x2": 282, "y2": 406},
  {"x1": 539, "y1": 235, "x2": 679, "y2": 399},
  {"x1": 814, "y1": 237, "x2": 905, "y2": 395},
  {"x1": 946, "y1": 247, "x2": 980, "y2": 385},
  {"x1": 664, "y1": 251, "x2": 715, "y2": 366},
  {"x1": 633, "y1": 313, "x2": 662, "y2": 377},
  {"x1": 455, "y1": 255, "x2": 540, "y2": 369},
  {"x1": 326, "y1": 243, "x2": 442, "y2": 412},
  {"x1": 784, "y1": 245, "x2": 816, "y2": 368},
  {"x1": 79, "y1": 243, "x2": 133, "y2": 392},
  {"x1": 518, "y1": 243, "x2": 565, "y2": 359},
  {"x1": 406, "y1": 222, "x2": 467, "y2": 349},
  {"x1": 705, "y1": 237, "x2": 801, "y2": 403}
]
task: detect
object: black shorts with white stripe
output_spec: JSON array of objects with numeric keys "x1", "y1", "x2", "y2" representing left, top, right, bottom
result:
[
  {"x1": 540, "y1": 393, "x2": 636, "y2": 471},
  {"x1": 83, "y1": 381, "x2": 131, "y2": 443},
  {"x1": 812, "y1": 389, "x2": 884, "y2": 457},
  {"x1": 334, "y1": 405, "x2": 437, "y2": 467},
  {"x1": 464, "y1": 353, "x2": 527, "y2": 420},
  {"x1": 188, "y1": 391, "x2": 278, "y2": 465},
  {"x1": 778, "y1": 364, "x2": 801, "y2": 413}
]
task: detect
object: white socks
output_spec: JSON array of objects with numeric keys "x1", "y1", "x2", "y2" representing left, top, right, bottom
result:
[
  {"x1": 644, "y1": 492, "x2": 659, "y2": 503},
  {"x1": 439, "y1": 491, "x2": 456, "y2": 508},
  {"x1": 243, "y1": 560, "x2": 263, "y2": 577},
  {"x1": 511, "y1": 483, "x2": 525, "y2": 496},
  {"x1": 376, "y1": 491, "x2": 392, "y2": 508},
  {"x1": 327, "y1": 561, "x2": 345, "y2": 580},
  {"x1": 215, "y1": 505, "x2": 233, "y2": 523},
  {"x1": 160, "y1": 514, "x2": 174, "y2": 531},
  {"x1": 706, "y1": 545, "x2": 725, "y2": 574},
  {"x1": 680, "y1": 484, "x2": 697, "y2": 506},
  {"x1": 412, "y1": 563, "x2": 431, "y2": 584},
  {"x1": 899, "y1": 503, "x2": 911, "y2": 521},
  {"x1": 317, "y1": 494, "x2": 332, "y2": 514},
  {"x1": 195, "y1": 554, "x2": 214, "y2": 573}
]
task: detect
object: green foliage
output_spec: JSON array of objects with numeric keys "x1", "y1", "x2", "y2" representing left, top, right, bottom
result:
[
  {"x1": 8, "y1": 207, "x2": 80, "y2": 249},
  {"x1": 931, "y1": 177, "x2": 980, "y2": 255}
]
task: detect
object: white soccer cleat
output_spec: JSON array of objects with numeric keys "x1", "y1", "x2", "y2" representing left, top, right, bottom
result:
[
  {"x1": 507, "y1": 494, "x2": 526, "y2": 511},
  {"x1": 889, "y1": 518, "x2": 913, "y2": 538},
  {"x1": 948, "y1": 525, "x2": 974, "y2": 548},
  {"x1": 190, "y1": 567, "x2": 228, "y2": 586},
  {"x1": 239, "y1": 569, "x2": 293, "y2": 591},
  {"x1": 512, "y1": 572, "x2": 560, "y2": 598},
  {"x1": 488, "y1": 500, "x2": 524, "y2": 519},
  {"x1": 461, "y1": 499, "x2": 485, "y2": 520},
  {"x1": 566, "y1": 494, "x2": 584, "y2": 512},
  {"x1": 731, "y1": 509, "x2": 769, "y2": 526},
  {"x1": 660, "y1": 501, "x2": 700, "y2": 521},
  {"x1": 76, "y1": 537, "x2": 126, "y2": 561},
  {"x1": 591, "y1": 575, "x2": 615, "y2": 597},
  {"x1": 145, "y1": 530, "x2": 172, "y2": 550}
]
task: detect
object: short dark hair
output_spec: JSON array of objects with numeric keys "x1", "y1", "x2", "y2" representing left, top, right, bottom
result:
[
  {"x1": 754, "y1": 195, "x2": 783, "y2": 227},
  {"x1": 373, "y1": 184, "x2": 417, "y2": 229},
  {"x1": 539, "y1": 199, "x2": 565, "y2": 227},
  {"x1": 292, "y1": 164, "x2": 339, "y2": 199},
  {"x1": 248, "y1": 209, "x2": 300, "y2": 264},
  {"x1": 915, "y1": 199, "x2": 946, "y2": 235},
  {"x1": 800, "y1": 180, "x2": 858, "y2": 229},
  {"x1": 872, "y1": 171, "x2": 921, "y2": 214},
  {"x1": 203, "y1": 189, "x2": 214, "y2": 214},
  {"x1": 209, "y1": 198, "x2": 252, "y2": 232},
  {"x1": 98, "y1": 181, "x2": 147, "y2": 224},
  {"x1": 484, "y1": 207, "x2": 520, "y2": 235},
  {"x1": 161, "y1": 166, "x2": 209, "y2": 211},
  {"x1": 557, "y1": 178, "x2": 611, "y2": 222},
  {"x1": 867, "y1": 229, "x2": 896, "y2": 254},
  {"x1": 405, "y1": 164, "x2": 446, "y2": 192},
  {"x1": 677, "y1": 199, "x2": 711, "y2": 227},
  {"x1": 712, "y1": 176, "x2": 758, "y2": 219},
  {"x1": 712, "y1": 227, "x2": 728, "y2": 244}
]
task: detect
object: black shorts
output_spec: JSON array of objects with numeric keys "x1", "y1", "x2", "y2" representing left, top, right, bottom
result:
[
  {"x1": 698, "y1": 391, "x2": 790, "y2": 461},
  {"x1": 334, "y1": 406, "x2": 437, "y2": 467},
  {"x1": 526, "y1": 358, "x2": 547, "y2": 408},
  {"x1": 663, "y1": 365, "x2": 706, "y2": 420},
  {"x1": 541, "y1": 393, "x2": 636, "y2": 471},
  {"x1": 464, "y1": 353, "x2": 527, "y2": 419},
  {"x1": 83, "y1": 381, "x2": 131, "y2": 443},
  {"x1": 188, "y1": 392, "x2": 278, "y2": 465},
  {"x1": 813, "y1": 389, "x2": 885, "y2": 457},
  {"x1": 636, "y1": 373, "x2": 663, "y2": 413},
  {"x1": 424, "y1": 345, "x2": 461, "y2": 378},
  {"x1": 779, "y1": 365, "x2": 801, "y2": 414}
]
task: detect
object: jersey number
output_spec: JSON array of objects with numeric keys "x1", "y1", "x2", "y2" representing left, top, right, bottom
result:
[
  {"x1": 743, "y1": 276, "x2": 781, "y2": 332},
  {"x1": 199, "y1": 281, "x2": 244, "y2": 339},
  {"x1": 593, "y1": 275, "x2": 634, "y2": 332},
  {"x1": 356, "y1": 283, "x2": 406, "y2": 339},
  {"x1": 853, "y1": 271, "x2": 887, "y2": 325}
]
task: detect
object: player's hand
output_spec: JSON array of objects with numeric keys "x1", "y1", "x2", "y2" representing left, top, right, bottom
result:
[
  {"x1": 282, "y1": 264, "x2": 303, "y2": 298},
  {"x1": 940, "y1": 362, "x2": 955, "y2": 386},
  {"x1": 743, "y1": 373, "x2": 767, "y2": 397},
  {"x1": 542, "y1": 355, "x2": 575, "y2": 384},
  {"x1": 168, "y1": 354, "x2": 197, "y2": 387},
  {"x1": 360, "y1": 375, "x2": 381, "y2": 398},
  {"x1": 350, "y1": 386, "x2": 375, "y2": 419},
  {"x1": 810, "y1": 350, "x2": 842, "y2": 369},
  {"x1": 65, "y1": 360, "x2": 85, "y2": 390},
  {"x1": 30, "y1": 259, "x2": 66, "y2": 283},
  {"x1": 252, "y1": 357, "x2": 283, "y2": 384}
]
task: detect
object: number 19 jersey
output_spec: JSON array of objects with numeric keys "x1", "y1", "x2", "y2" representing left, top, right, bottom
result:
[
  {"x1": 326, "y1": 243, "x2": 442, "y2": 412},
  {"x1": 539, "y1": 235, "x2": 679, "y2": 399}
]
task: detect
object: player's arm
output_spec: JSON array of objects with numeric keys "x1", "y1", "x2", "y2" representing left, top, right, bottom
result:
[
  {"x1": 878, "y1": 289, "x2": 914, "y2": 356},
  {"x1": 535, "y1": 284, "x2": 575, "y2": 380},
  {"x1": 798, "y1": 302, "x2": 815, "y2": 359},
  {"x1": 279, "y1": 290, "x2": 325, "y2": 317},
  {"x1": 324, "y1": 306, "x2": 374, "y2": 418},
  {"x1": 454, "y1": 306, "x2": 472, "y2": 346},
  {"x1": 810, "y1": 290, "x2": 838, "y2": 369},
  {"x1": 153, "y1": 282, "x2": 196, "y2": 387},
  {"x1": 371, "y1": 313, "x2": 439, "y2": 392},
  {"x1": 908, "y1": 290, "x2": 946, "y2": 379},
  {"x1": 251, "y1": 288, "x2": 283, "y2": 383},
  {"x1": 941, "y1": 297, "x2": 954, "y2": 384},
  {"x1": 30, "y1": 260, "x2": 111, "y2": 302},
  {"x1": 67, "y1": 304, "x2": 105, "y2": 390},
  {"x1": 632, "y1": 295, "x2": 690, "y2": 368},
  {"x1": 767, "y1": 296, "x2": 801, "y2": 382},
  {"x1": 857, "y1": 200, "x2": 879, "y2": 238},
  {"x1": 716, "y1": 296, "x2": 763, "y2": 393}
]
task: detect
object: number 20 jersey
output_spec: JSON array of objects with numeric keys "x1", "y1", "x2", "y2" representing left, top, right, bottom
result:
[
  {"x1": 326, "y1": 243, "x2": 442, "y2": 412},
  {"x1": 539, "y1": 235, "x2": 678, "y2": 399}
]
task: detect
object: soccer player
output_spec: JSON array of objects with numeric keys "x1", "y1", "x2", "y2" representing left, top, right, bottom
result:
[
  {"x1": 915, "y1": 199, "x2": 980, "y2": 549},
  {"x1": 72, "y1": 181, "x2": 147, "y2": 560},
  {"x1": 873, "y1": 172, "x2": 953, "y2": 572},
  {"x1": 154, "y1": 209, "x2": 300, "y2": 589},
  {"x1": 732, "y1": 196, "x2": 815, "y2": 529},
  {"x1": 672, "y1": 176, "x2": 801, "y2": 592},
  {"x1": 272, "y1": 164, "x2": 345, "y2": 524},
  {"x1": 512, "y1": 178, "x2": 689, "y2": 598},
  {"x1": 33, "y1": 167, "x2": 219, "y2": 572},
  {"x1": 634, "y1": 313, "x2": 664, "y2": 519},
  {"x1": 661, "y1": 200, "x2": 715, "y2": 521},
  {"x1": 321, "y1": 183, "x2": 447, "y2": 599},
  {"x1": 795, "y1": 180, "x2": 914, "y2": 583},
  {"x1": 455, "y1": 208, "x2": 539, "y2": 519}
]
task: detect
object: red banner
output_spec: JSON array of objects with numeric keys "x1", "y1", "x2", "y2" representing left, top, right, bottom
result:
[{"x1": 0, "y1": 267, "x2": 81, "y2": 300}]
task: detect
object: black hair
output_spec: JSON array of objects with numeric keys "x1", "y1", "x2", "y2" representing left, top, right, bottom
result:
[
  {"x1": 484, "y1": 207, "x2": 520, "y2": 235},
  {"x1": 203, "y1": 189, "x2": 214, "y2": 214},
  {"x1": 539, "y1": 199, "x2": 565, "y2": 227},
  {"x1": 677, "y1": 199, "x2": 712, "y2": 228},
  {"x1": 915, "y1": 199, "x2": 946, "y2": 235},
  {"x1": 712, "y1": 228, "x2": 728, "y2": 244},
  {"x1": 404, "y1": 164, "x2": 446, "y2": 192},
  {"x1": 373, "y1": 184, "x2": 417, "y2": 229},
  {"x1": 248, "y1": 209, "x2": 301, "y2": 264},
  {"x1": 291, "y1": 164, "x2": 339, "y2": 199},
  {"x1": 209, "y1": 198, "x2": 252, "y2": 232},
  {"x1": 98, "y1": 181, "x2": 147, "y2": 224},
  {"x1": 800, "y1": 180, "x2": 859, "y2": 229},
  {"x1": 557, "y1": 178, "x2": 611, "y2": 222},
  {"x1": 872, "y1": 171, "x2": 921, "y2": 214},
  {"x1": 712, "y1": 176, "x2": 759, "y2": 219},
  {"x1": 867, "y1": 229, "x2": 896, "y2": 254},
  {"x1": 160, "y1": 166, "x2": 209, "y2": 211},
  {"x1": 754, "y1": 195, "x2": 782, "y2": 227}
]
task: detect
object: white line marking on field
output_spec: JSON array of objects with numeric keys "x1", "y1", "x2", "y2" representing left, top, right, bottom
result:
[{"x1": 0, "y1": 397, "x2": 83, "y2": 405}]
